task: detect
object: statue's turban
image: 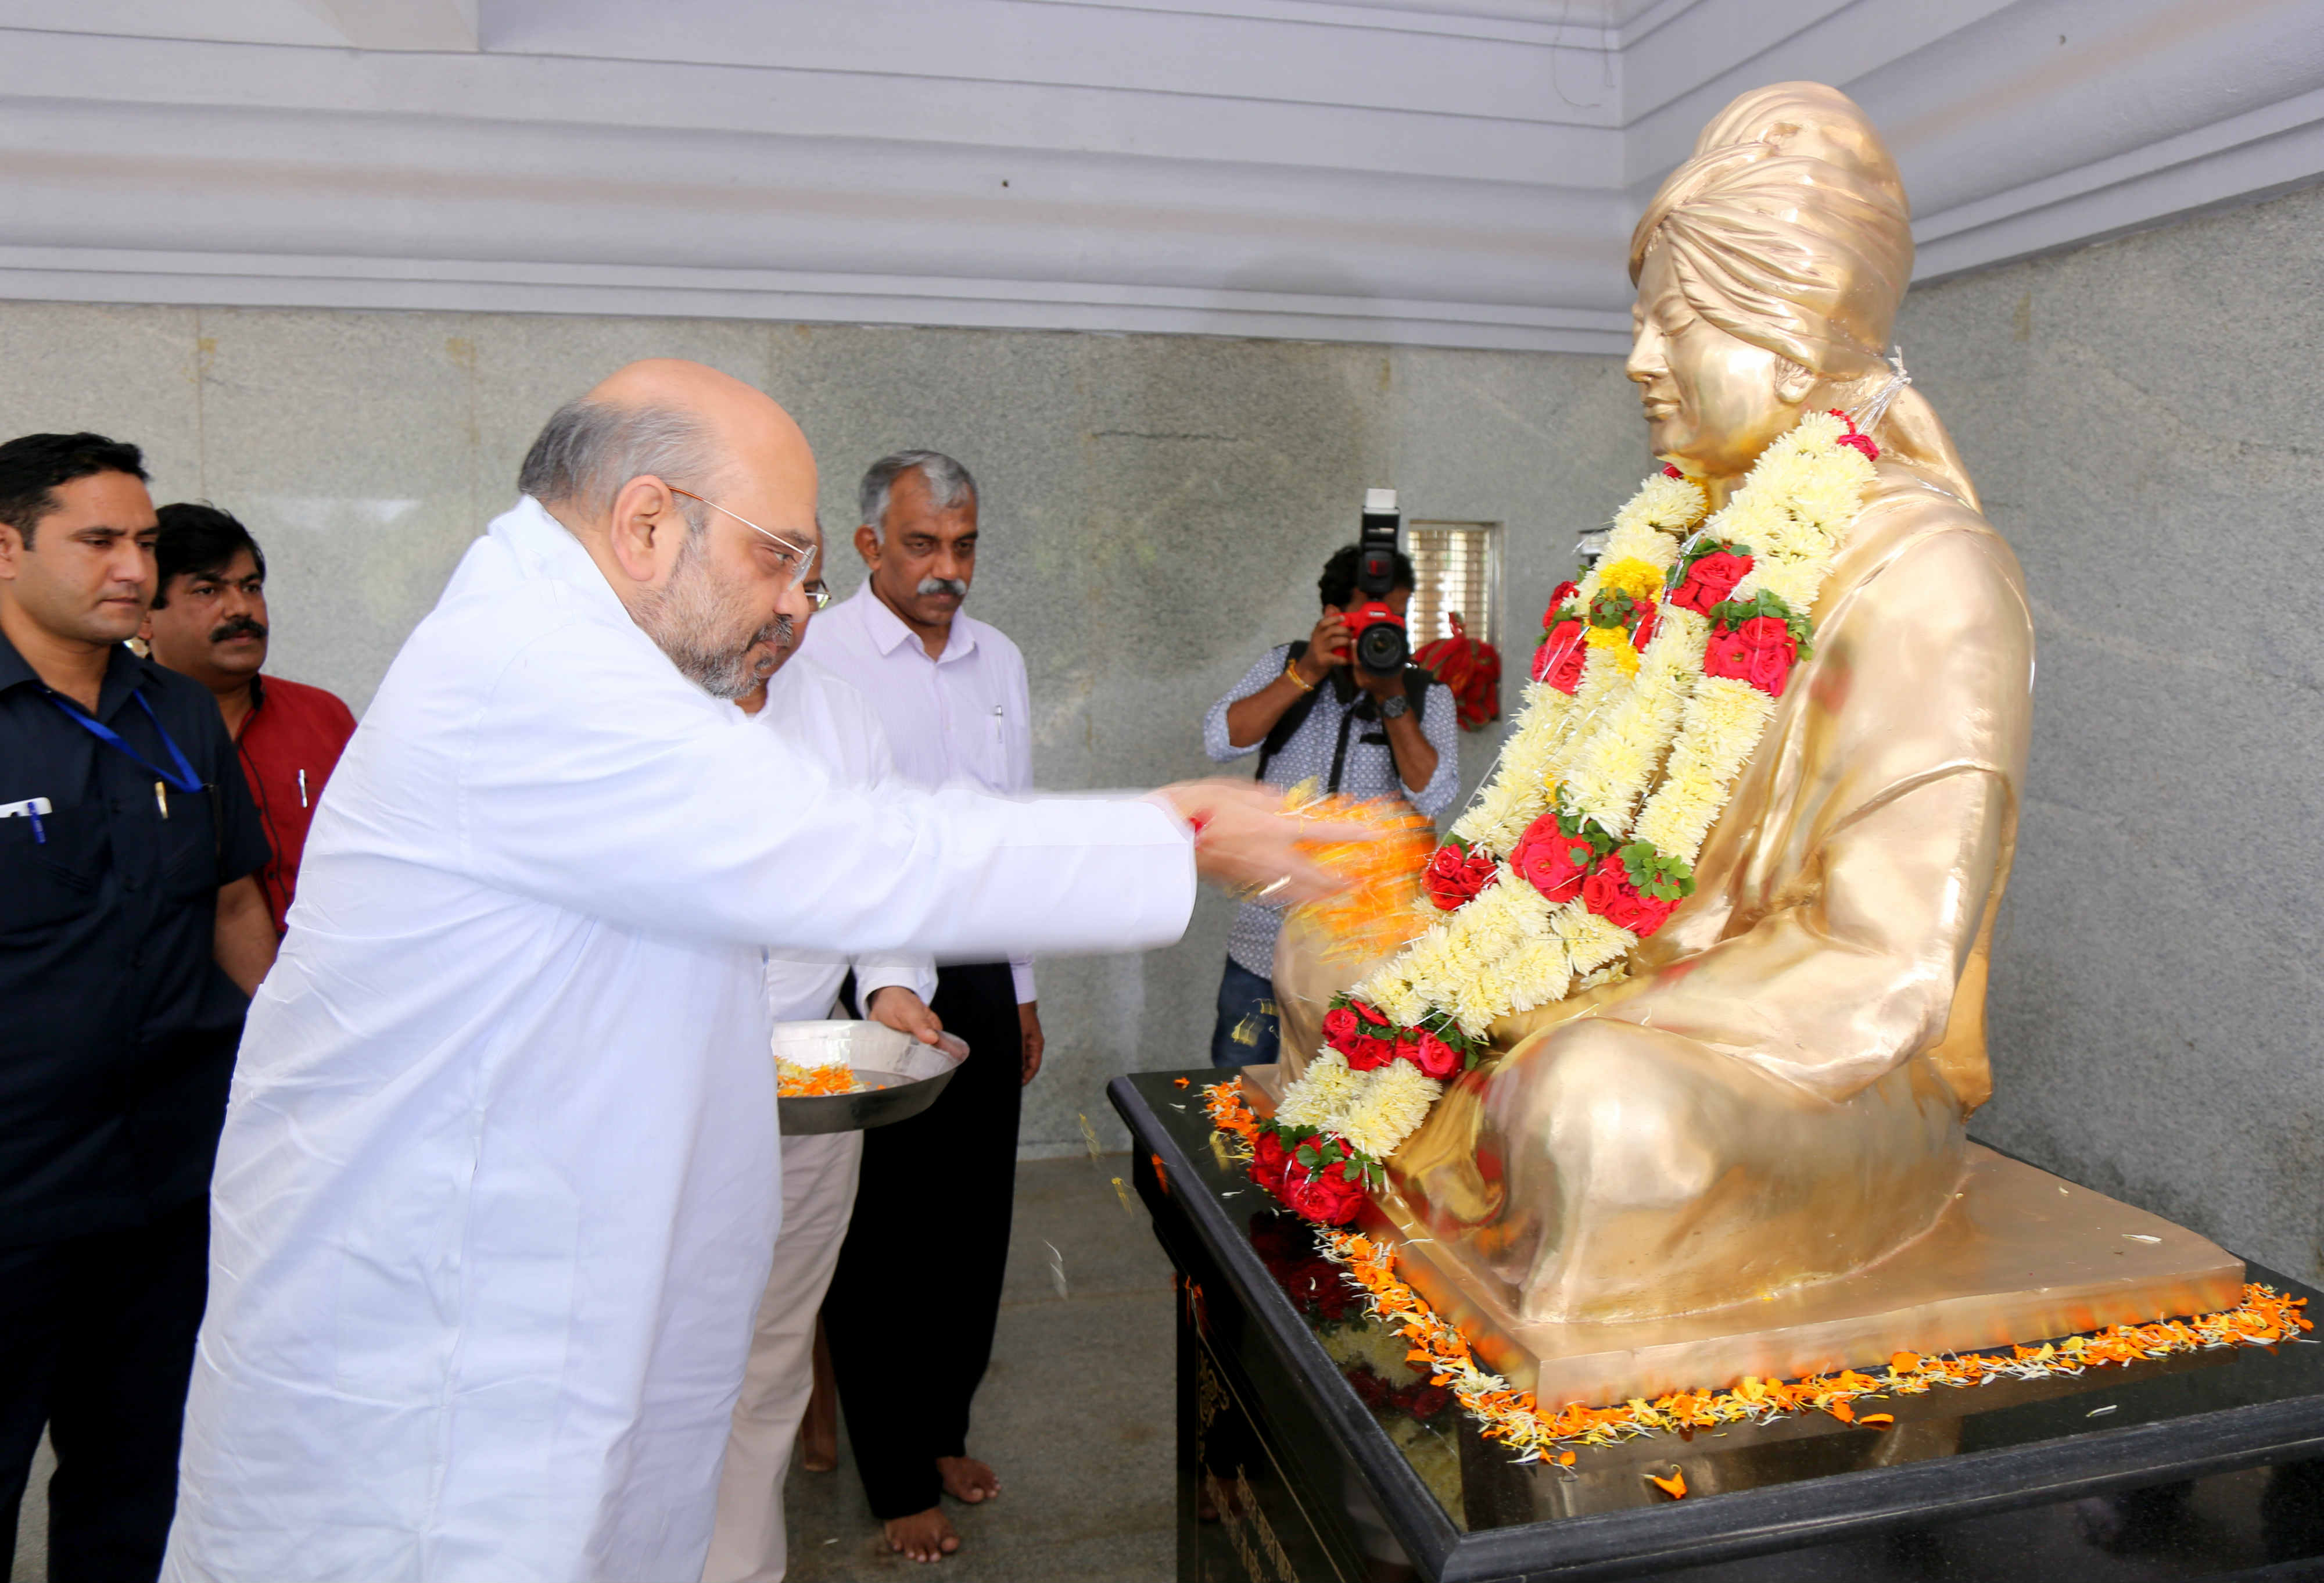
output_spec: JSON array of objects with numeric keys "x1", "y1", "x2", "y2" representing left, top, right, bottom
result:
[{"x1": 1630, "y1": 84, "x2": 1911, "y2": 381}]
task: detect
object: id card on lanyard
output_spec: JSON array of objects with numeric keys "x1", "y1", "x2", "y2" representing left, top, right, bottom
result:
[{"x1": 47, "y1": 689, "x2": 207, "y2": 829}]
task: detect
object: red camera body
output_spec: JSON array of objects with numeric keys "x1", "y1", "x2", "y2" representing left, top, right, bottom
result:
[{"x1": 1344, "y1": 601, "x2": 1408, "y2": 675}]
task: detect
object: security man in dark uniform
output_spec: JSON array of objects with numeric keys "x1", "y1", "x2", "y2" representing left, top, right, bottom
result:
[{"x1": 0, "y1": 433, "x2": 275, "y2": 1582}]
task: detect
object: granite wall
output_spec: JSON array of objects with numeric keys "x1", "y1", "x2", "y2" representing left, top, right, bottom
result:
[
  {"x1": 1896, "y1": 182, "x2": 2324, "y2": 1289},
  {"x1": 0, "y1": 302, "x2": 1645, "y2": 1162},
  {"x1": 7, "y1": 180, "x2": 2311, "y2": 1281}
]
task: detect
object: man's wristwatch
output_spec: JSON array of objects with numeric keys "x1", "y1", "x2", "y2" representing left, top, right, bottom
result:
[{"x1": 1378, "y1": 693, "x2": 1410, "y2": 721}]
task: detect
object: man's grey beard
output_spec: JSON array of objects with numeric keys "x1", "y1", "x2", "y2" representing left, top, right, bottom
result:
[
  {"x1": 917, "y1": 576, "x2": 968, "y2": 600},
  {"x1": 634, "y1": 534, "x2": 793, "y2": 701}
]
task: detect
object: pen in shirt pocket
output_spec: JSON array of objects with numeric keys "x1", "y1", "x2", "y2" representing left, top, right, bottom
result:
[
  {"x1": 2, "y1": 796, "x2": 52, "y2": 843},
  {"x1": 298, "y1": 768, "x2": 309, "y2": 808}
]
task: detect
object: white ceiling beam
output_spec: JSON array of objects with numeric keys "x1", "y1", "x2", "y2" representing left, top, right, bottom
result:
[
  {"x1": 0, "y1": 0, "x2": 2318, "y2": 349},
  {"x1": 297, "y1": 0, "x2": 476, "y2": 52}
]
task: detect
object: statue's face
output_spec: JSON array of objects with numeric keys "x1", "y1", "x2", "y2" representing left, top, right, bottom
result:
[{"x1": 1626, "y1": 242, "x2": 1810, "y2": 478}]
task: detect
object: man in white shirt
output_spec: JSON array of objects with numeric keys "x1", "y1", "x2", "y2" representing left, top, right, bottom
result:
[
  {"x1": 798, "y1": 452, "x2": 1039, "y2": 1563},
  {"x1": 160, "y1": 362, "x2": 1351, "y2": 1583},
  {"x1": 702, "y1": 614, "x2": 938, "y2": 1583}
]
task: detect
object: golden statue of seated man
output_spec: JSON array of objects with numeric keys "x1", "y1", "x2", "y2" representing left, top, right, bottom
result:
[{"x1": 1276, "y1": 83, "x2": 2034, "y2": 1325}]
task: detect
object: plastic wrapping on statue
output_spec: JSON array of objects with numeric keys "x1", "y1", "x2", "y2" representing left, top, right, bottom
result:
[{"x1": 1274, "y1": 908, "x2": 1389, "y2": 1086}]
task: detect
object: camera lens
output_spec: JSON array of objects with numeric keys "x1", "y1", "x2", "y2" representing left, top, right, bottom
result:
[{"x1": 1356, "y1": 619, "x2": 1408, "y2": 675}]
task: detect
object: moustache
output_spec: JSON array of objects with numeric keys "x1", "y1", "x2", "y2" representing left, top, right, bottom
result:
[
  {"x1": 745, "y1": 614, "x2": 797, "y2": 682},
  {"x1": 210, "y1": 617, "x2": 267, "y2": 644},
  {"x1": 916, "y1": 576, "x2": 968, "y2": 600}
]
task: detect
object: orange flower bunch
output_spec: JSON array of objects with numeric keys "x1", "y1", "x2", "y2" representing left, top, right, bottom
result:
[
  {"x1": 1204, "y1": 1076, "x2": 1263, "y2": 1148},
  {"x1": 1285, "y1": 793, "x2": 1436, "y2": 965},
  {"x1": 1201, "y1": 1081, "x2": 2312, "y2": 1464},
  {"x1": 776, "y1": 1065, "x2": 862, "y2": 1098}
]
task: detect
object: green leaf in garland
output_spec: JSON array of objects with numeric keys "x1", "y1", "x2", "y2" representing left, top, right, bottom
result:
[
  {"x1": 1619, "y1": 840, "x2": 1696, "y2": 901},
  {"x1": 1554, "y1": 800, "x2": 1618, "y2": 857},
  {"x1": 1588, "y1": 588, "x2": 1638, "y2": 629}
]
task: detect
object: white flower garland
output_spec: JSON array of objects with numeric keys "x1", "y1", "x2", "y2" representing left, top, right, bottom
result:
[{"x1": 1262, "y1": 412, "x2": 1880, "y2": 1209}]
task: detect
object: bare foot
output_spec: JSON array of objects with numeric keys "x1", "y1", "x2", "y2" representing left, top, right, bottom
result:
[
  {"x1": 938, "y1": 1455, "x2": 1000, "y2": 1505},
  {"x1": 884, "y1": 1507, "x2": 960, "y2": 1563}
]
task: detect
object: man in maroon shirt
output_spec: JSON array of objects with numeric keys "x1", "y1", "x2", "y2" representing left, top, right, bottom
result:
[{"x1": 143, "y1": 504, "x2": 357, "y2": 936}]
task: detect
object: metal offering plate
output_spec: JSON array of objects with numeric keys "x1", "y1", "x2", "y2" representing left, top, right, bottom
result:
[{"x1": 774, "y1": 1019, "x2": 968, "y2": 1135}]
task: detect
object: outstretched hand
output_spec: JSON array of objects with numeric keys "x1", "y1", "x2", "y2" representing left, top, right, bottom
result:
[{"x1": 1155, "y1": 779, "x2": 1373, "y2": 905}]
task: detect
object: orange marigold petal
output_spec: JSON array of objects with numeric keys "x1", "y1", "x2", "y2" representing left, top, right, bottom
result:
[{"x1": 1645, "y1": 1469, "x2": 1687, "y2": 1499}]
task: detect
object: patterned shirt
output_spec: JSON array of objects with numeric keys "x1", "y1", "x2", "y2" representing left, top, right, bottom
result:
[{"x1": 1202, "y1": 642, "x2": 1459, "y2": 977}]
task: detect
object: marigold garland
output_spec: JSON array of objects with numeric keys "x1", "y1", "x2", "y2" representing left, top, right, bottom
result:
[{"x1": 1204, "y1": 1080, "x2": 2313, "y2": 1462}]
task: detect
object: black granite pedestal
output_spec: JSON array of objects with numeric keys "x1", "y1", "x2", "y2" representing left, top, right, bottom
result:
[{"x1": 1111, "y1": 1070, "x2": 2324, "y2": 1582}]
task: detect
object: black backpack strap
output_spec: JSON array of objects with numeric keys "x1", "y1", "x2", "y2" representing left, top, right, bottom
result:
[
  {"x1": 1401, "y1": 665, "x2": 1430, "y2": 721},
  {"x1": 1254, "y1": 641, "x2": 1323, "y2": 781}
]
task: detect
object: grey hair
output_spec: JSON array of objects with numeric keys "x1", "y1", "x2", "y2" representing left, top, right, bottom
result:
[
  {"x1": 517, "y1": 397, "x2": 720, "y2": 528},
  {"x1": 858, "y1": 450, "x2": 978, "y2": 543}
]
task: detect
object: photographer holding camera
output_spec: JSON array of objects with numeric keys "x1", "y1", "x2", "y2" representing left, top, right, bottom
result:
[{"x1": 1201, "y1": 515, "x2": 1458, "y2": 1068}]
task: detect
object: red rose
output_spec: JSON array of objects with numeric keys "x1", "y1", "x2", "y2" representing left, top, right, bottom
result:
[
  {"x1": 1530, "y1": 619, "x2": 1587, "y2": 694},
  {"x1": 1250, "y1": 1130, "x2": 1291, "y2": 1198},
  {"x1": 1407, "y1": 1030, "x2": 1461, "y2": 1080},
  {"x1": 1283, "y1": 1158, "x2": 1367, "y2": 1225},
  {"x1": 1509, "y1": 814, "x2": 1594, "y2": 904},
  {"x1": 1321, "y1": 1007, "x2": 1361, "y2": 1050},
  {"x1": 1353, "y1": 1001, "x2": 1387, "y2": 1026},
  {"x1": 1703, "y1": 614, "x2": 1798, "y2": 698},
  {"x1": 1579, "y1": 853, "x2": 1679, "y2": 937},
  {"x1": 1630, "y1": 596, "x2": 1660, "y2": 652},
  {"x1": 1344, "y1": 1035, "x2": 1395, "y2": 1072},
  {"x1": 1423, "y1": 843, "x2": 1496, "y2": 911},
  {"x1": 1671, "y1": 549, "x2": 1753, "y2": 617},
  {"x1": 1543, "y1": 581, "x2": 1579, "y2": 622}
]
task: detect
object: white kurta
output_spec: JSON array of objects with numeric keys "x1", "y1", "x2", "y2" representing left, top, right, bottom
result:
[
  {"x1": 752, "y1": 656, "x2": 937, "y2": 1018},
  {"x1": 705, "y1": 657, "x2": 921, "y2": 1583},
  {"x1": 162, "y1": 498, "x2": 1194, "y2": 1583}
]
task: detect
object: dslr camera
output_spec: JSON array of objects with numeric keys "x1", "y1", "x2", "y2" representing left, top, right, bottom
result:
[{"x1": 1344, "y1": 488, "x2": 1408, "y2": 674}]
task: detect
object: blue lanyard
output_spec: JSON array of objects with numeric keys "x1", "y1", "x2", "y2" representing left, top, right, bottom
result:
[{"x1": 47, "y1": 690, "x2": 205, "y2": 795}]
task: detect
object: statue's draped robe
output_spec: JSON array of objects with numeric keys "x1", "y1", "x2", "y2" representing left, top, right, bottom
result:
[{"x1": 1282, "y1": 458, "x2": 2033, "y2": 1324}]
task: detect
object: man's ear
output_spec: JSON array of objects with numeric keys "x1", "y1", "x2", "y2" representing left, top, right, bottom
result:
[
  {"x1": 607, "y1": 477, "x2": 680, "y2": 585},
  {"x1": 853, "y1": 524, "x2": 881, "y2": 571},
  {"x1": 0, "y1": 523, "x2": 23, "y2": 582}
]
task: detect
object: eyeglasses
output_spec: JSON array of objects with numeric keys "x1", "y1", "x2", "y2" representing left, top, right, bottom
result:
[{"x1": 669, "y1": 488, "x2": 830, "y2": 611}]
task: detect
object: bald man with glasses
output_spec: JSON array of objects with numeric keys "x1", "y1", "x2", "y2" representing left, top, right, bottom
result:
[{"x1": 161, "y1": 363, "x2": 1359, "y2": 1583}]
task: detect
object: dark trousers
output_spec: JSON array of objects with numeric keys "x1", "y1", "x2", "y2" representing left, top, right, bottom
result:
[
  {"x1": 0, "y1": 1196, "x2": 210, "y2": 1583},
  {"x1": 824, "y1": 961, "x2": 1021, "y2": 1520},
  {"x1": 1210, "y1": 958, "x2": 1281, "y2": 1068}
]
